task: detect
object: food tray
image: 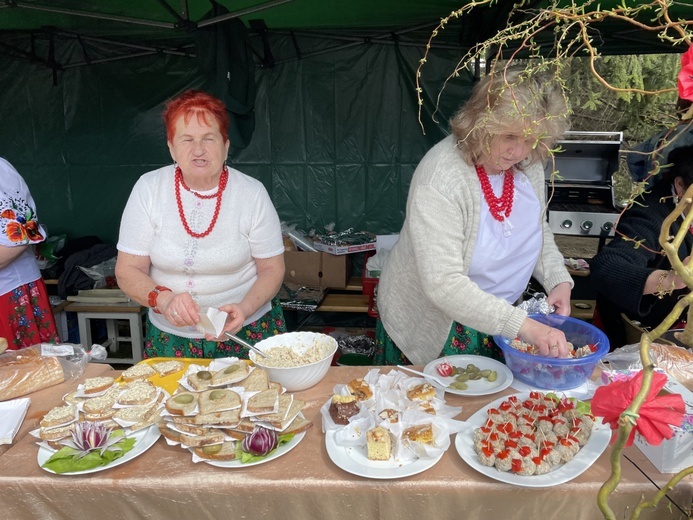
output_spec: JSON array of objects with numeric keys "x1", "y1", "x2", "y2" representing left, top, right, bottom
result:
[{"x1": 114, "y1": 357, "x2": 212, "y2": 394}]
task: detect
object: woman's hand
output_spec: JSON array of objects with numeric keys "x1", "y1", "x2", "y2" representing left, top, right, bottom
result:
[
  {"x1": 547, "y1": 282, "x2": 572, "y2": 316},
  {"x1": 158, "y1": 291, "x2": 200, "y2": 327},
  {"x1": 518, "y1": 317, "x2": 571, "y2": 358},
  {"x1": 205, "y1": 303, "x2": 247, "y2": 341}
]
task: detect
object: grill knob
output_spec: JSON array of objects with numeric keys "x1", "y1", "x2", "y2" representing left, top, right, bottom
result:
[
  {"x1": 581, "y1": 220, "x2": 593, "y2": 231},
  {"x1": 602, "y1": 222, "x2": 613, "y2": 232},
  {"x1": 560, "y1": 219, "x2": 573, "y2": 229}
]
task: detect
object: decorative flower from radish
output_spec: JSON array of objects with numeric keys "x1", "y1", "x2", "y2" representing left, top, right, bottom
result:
[{"x1": 436, "y1": 359, "x2": 453, "y2": 377}]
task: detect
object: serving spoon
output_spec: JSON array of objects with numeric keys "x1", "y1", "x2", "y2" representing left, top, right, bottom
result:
[{"x1": 223, "y1": 331, "x2": 267, "y2": 358}]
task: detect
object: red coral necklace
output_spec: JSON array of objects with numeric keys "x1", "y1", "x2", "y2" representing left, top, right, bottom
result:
[
  {"x1": 174, "y1": 165, "x2": 228, "y2": 238},
  {"x1": 475, "y1": 164, "x2": 514, "y2": 222}
]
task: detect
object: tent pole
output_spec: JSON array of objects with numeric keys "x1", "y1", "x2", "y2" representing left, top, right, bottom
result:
[{"x1": 198, "y1": 0, "x2": 294, "y2": 28}]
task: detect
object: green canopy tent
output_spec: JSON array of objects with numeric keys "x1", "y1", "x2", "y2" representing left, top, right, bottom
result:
[{"x1": 0, "y1": 0, "x2": 689, "y2": 242}]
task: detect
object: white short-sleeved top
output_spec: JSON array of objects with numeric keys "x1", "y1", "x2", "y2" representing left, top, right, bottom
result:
[
  {"x1": 117, "y1": 165, "x2": 284, "y2": 338},
  {"x1": 0, "y1": 157, "x2": 46, "y2": 296}
]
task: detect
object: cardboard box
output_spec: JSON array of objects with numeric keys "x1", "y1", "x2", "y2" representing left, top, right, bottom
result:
[
  {"x1": 633, "y1": 375, "x2": 693, "y2": 474},
  {"x1": 284, "y1": 251, "x2": 350, "y2": 289},
  {"x1": 313, "y1": 232, "x2": 377, "y2": 255}
]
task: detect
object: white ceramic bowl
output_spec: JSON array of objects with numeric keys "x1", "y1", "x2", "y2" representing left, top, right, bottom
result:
[{"x1": 248, "y1": 332, "x2": 338, "y2": 391}]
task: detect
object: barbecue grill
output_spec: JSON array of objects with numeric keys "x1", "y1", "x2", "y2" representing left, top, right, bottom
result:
[{"x1": 544, "y1": 131, "x2": 623, "y2": 241}]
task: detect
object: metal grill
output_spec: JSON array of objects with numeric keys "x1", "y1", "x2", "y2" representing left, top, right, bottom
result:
[{"x1": 544, "y1": 131, "x2": 623, "y2": 238}]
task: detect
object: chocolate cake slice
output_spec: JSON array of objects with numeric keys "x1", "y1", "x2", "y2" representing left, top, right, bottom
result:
[{"x1": 328, "y1": 394, "x2": 360, "y2": 425}]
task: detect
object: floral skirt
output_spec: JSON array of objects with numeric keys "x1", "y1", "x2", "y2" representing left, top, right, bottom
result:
[
  {"x1": 143, "y1": 298, "x2": 287, "y2": 359},
  {"x1": 373, "y1": 319, "x2": 504, "y2": 365},
  {"x1": 0, "y1": 279, "x2": 59, "y2": 350}
]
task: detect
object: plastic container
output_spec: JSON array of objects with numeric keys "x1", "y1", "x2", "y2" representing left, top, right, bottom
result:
[
  {"x1": 493, "y1": 314, "x2": 609, "y2": 390},
  {"x1": 361, "y1": 250, "x2": 378, "y2": 297}
]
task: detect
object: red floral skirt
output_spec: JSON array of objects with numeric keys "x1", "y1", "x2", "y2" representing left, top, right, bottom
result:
[{"x1": 0, "y1": 279, "x2": 59, "y2": 350}]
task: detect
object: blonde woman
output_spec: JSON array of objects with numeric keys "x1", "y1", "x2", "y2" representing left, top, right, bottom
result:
[{"x1": 375, "y1": 67, "x2": 574, "y2": 365}]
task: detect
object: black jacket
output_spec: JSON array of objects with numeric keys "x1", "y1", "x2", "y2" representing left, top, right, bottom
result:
[{"x1": 590, "y1": 180, "x2": 693, "y2": 348}]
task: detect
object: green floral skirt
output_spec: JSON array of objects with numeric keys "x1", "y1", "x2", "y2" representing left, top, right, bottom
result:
[
  {"x1": 143, "y1": 298, "x2": 287, "y2": 359},
  {"x1": 373, "y1": 319, "x2": 504, "y2": 365}
]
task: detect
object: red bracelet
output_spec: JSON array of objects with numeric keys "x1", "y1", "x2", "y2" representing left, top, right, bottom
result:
[{"x1": 147, "y1": 286, "x2": 171, "y2": 313}]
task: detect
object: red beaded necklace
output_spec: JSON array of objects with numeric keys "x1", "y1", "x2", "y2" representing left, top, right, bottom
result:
[
  {"x1": 475, "y1": 164, "x2": 514, "y2": 222},
  {"x1": 174, "y1": 165, "x2": 228, "y2": 238}
]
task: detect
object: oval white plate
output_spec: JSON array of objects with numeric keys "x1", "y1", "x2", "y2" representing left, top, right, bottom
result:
[
  {"x1": 38, "y1": 424, "x2": 161, "y2": 475},
  {"x1": 196, "y1": 429, "x2": 306, "y2": 468},
  {"x1": 423, "y1": 355, "x2": 513, "y2": 396},
  {"x1": 454, "y1": 392, "x2": 611, "y2": 487},
  {"x1": 325, "y1": 430, "x2": 443, "y2": 479}
]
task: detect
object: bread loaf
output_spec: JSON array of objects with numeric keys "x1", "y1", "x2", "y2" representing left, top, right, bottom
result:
[{"x1": 0, "y1": 347, "x2": 65, "y2": 401}]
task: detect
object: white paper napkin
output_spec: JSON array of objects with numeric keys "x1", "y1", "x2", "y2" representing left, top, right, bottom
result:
[
  {"x1": 0, "y1": 398, "x2": 31, "y2": 444},
  {"x1": 196, "y1": 308, "x2": 228, "y2": 337}
]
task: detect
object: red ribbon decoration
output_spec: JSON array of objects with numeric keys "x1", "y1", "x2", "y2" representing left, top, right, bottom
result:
[
  {"x1": 591, "y1": 370, "x2": 685, "y2": 446},
  {"x1": 678, "y1": 46, "x2": 693, "y2": 101}
]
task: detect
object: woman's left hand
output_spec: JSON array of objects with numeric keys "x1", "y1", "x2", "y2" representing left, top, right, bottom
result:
[
  {"x1": 547, "y1": 282, "x2": 572, "y2": 316},
  {"x1": 205, "y1": 303, "x2": 247, "y2": 341}
]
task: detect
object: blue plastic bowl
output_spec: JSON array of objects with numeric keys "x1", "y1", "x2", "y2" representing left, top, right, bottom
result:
[{"x1": 493, "y1": 314, "x2": 610, "y2": 390}]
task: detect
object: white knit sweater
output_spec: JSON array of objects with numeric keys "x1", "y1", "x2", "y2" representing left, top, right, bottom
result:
[
  {"x1": 378, "y1": 136, "x2": 573, "y2": 365},
  {"x1": 117, "y1": 165, "x2": 284, "y2": 337}
]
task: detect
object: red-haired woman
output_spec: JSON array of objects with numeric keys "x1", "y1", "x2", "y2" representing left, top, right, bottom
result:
[
  {"x1": 0, "y1": 157, "x2": 59, "y2": 349},
  {"x1": 115, "y1": 90, "x2": 286, "y2": 359}
]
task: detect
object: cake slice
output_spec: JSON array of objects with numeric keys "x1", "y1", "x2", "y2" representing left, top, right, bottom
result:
[
  {"x1": 347, "y1": 378, "x2": 373, "y2": 401},
  {"x1": 329, "y1": 395, "x2": 360, "y2": 425},
  {"x1": 403, "y1": 423, "x2": 435, "y2": 445},
  {"x1": 406, "y1": 383, "x2": 436, "y2": 401},
  {"x1": 366, "y1": 426, "x2": 392, "y2": 461}
]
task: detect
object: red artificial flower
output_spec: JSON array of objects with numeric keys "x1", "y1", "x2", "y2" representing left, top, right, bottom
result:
[
  {"x1": 1, "y1": 209, "x2": 16, "y2": 220},
  {"x1": 678, "y1": 46, "x2": 693, "y2": 101},
  {"x1": 5, "y1": 221, "x2": 28, "y2": 242},
  {"x1": 592, "y1": 371, "x2": 685, "y2": 446}
]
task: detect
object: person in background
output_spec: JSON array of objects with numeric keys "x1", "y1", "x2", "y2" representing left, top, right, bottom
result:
[
  {"x1": 374, "y1": 67, "x2": 574, "y2": 366},
  {"x1": 0, "y1": 157, "x2": 59, "y2": 349},
  {"x1": 115, "y1": 90, "x2": 286, "y2": 359},
  {"x1": 591, "y1": 145, "x2": 693, "y2": 349}
]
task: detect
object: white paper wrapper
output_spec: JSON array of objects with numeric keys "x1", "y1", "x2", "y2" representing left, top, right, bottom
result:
[
  {"x1": 323, "y1": 368, "x2": 469, "y2": 461},
  {"x1": 196, "y1": 307, "x2": 228, "y2": 337}
]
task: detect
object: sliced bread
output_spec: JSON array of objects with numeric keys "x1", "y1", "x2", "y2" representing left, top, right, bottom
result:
[
  {"x1": 210, "y1": 362, "x2": 250, "y2": 386},
  {"x1": 39, "y1": 424, "x2": 73, "y2": 441},
  {"x1": 121, "y1": 363, "x2": 157, "y2": 382},
  {"x1": 83, "y1": 408, "x2": 118, "y2": 422},
  {"x1": 239, "y1": 368, "x2": 269, "y2": 392},
  {"x1": 170, "y1": 422, "x2": 209, "y2": 436},
  {"x1": 165, "y1": 392, "x2": 198, "y2": 416},
  {"x1": 198, "y1": 389, "x2": 242, "y2": 414},
  {"x1": 188, "y1": 370, "x2": 214, "y2": 391},
  {"x1": 193, "y1": 441, "x2": 237, "y2": 461},
  {"x1": 158, "y1": 422, "x2": 182, "y2": 443},
  {"x1": 190, "y1": 408, "x2": 241, "y2": 426},
  {"x1": 82, "y1": 392, "x2": 118, "y2": 414},
  {"x1": 114, "y1": 403, "x2": 157, "y2": 423},
  {"x1": 118, "y1": 380, "x2": 157, "y2": 406},
  {"x1": 247, "y1": 388, "x2": 279, "y2": 414},
  {"x1": 40, "y1": 405, "x2": 76, "y2": 428},
  {"x1": 83, "y1": 376, "x2": 115, "y2": 394},
  {"x1": 283, "y1": 415, "x2": 313, "y2": 435},
  {"x1": 180, "y1": 428, "x2": 225, "y2": 447},
  {"x1": 256, "y1": 394, "x2": 293, "y2": 427},
  {"x1": 151, "y1": 360, "x2": 185, "y2": 377}
]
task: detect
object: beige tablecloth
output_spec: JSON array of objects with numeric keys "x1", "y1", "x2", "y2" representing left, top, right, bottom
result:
[{"x1": 0, "y1": 364, "x2": 690, "y2": 520}]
